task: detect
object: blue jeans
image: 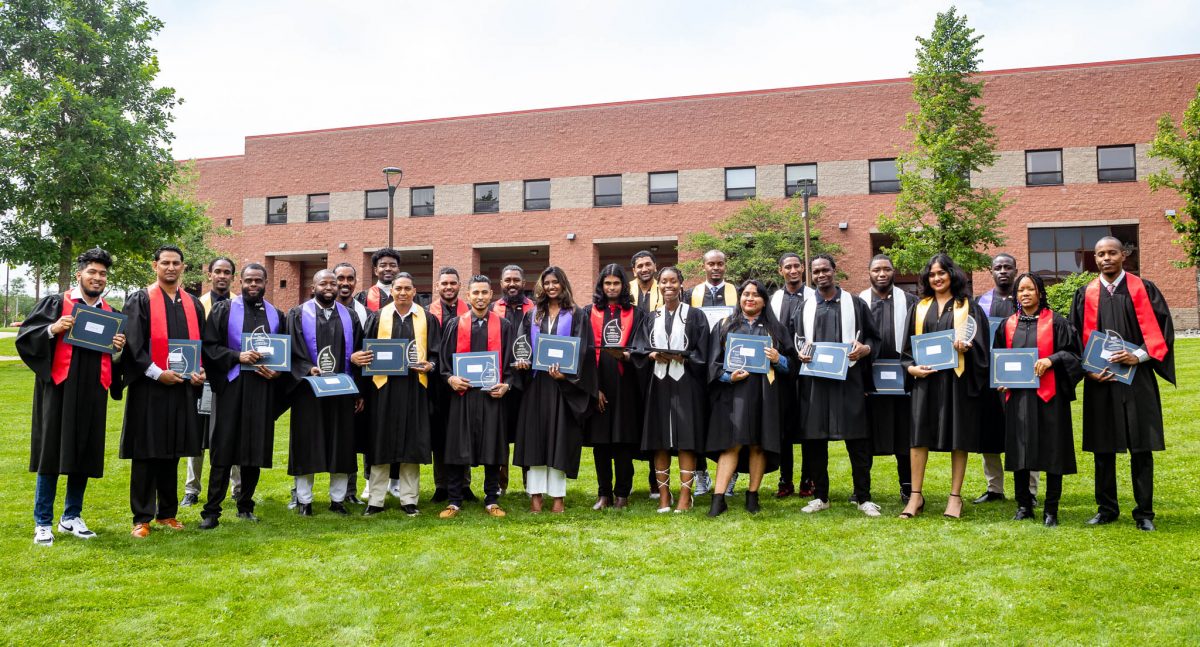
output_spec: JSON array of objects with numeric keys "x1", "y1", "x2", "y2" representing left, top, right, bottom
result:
[{"x1": 33, "y1": 473, "x2": 88, "y2": 527}]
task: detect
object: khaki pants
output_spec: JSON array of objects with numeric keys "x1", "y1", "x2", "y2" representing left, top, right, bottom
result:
[
  {"x1": 369, "y1": 463, "x2": 419, "y2": 507},
  {"x1": 982, "y1": 453, "x2": 1038, "y2": 496}
]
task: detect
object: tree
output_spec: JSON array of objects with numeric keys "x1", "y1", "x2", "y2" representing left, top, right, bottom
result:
[
  {"x1": 680, "y1": 195, "x2": 842, "y2": 290},
  {"x1": 0, "y1": 0, "x2": 218, "y2": 293},
  {"x1": 876, "y1": 6, "x2": 1010, "y2": 274},
  {"x1": 1148, "y1": 82, "x2": 1200, "y2": 268}
]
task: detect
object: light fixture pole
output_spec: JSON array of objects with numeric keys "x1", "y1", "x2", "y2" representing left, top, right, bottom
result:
[
  {"x1": 383, "y1": 166, "x2": 404, "y2": 249},
  {"x1": 800, "y1": 182, "x2": 813, "y2": 288}
]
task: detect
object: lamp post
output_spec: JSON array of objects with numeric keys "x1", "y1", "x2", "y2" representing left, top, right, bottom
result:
[
  {"x1": 383, "y1": 166, "x2": 404, "y2": 249},
  {"x1": 800, "y1": 181, "x2": 813, "y2": 288}
]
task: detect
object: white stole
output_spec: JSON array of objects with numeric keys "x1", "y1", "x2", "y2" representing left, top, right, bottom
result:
[
  {"x1": 860, "y1": 286, "x2": 907, "y2": 354},
  {"x1": 770, "y1": 285, "x2": 815, "y2": 319},
  {"x1": 652, "y1": 304, "x2": 690, "y2": 381},
  {"x1": 803, "y1": 288, "x2": 858, "y2": 367}
]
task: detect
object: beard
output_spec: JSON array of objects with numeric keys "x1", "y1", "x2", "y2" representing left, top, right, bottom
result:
[
  {"x1": 242, "y1": 289, "x2": 264, "y2": 305},
  {"x1": 82, "y1": 286, "x2": 104, "y2": 299}
]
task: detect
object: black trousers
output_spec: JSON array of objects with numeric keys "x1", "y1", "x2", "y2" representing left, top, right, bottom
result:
[
  {"x1": 809, "y1": 439, "x2": 873, "y2": 503},
  {"x1": 782, "y1": 441, "x2": 816, "y2": 486},
  {"x1": 1094, "y1": 452, "x2": 1154, "y2": 520},
  {"x1": 593, "y1": 444, "x2": 635, "y2": 498},
  {"x1": 1015, "y1": 470, "x2": 1062, "y2": 515},
  {"x1": 130, "y1": 458, "x2": 180, "y2": 524},
  {"x1": 202, "y1": 465, "x2": 262, "y2": 520},
  {"x1": 894, "y1": 453, "x2": 912, "y2": 496},
  {"x1": 448, "y1": 464, "x2": 500, "y2": 507}
]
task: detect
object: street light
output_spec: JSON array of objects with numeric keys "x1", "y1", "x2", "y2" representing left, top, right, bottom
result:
[
  {"x1": 383, "y1": 166, "x2": 404, "y2": 249},
  {"x1": 799, "y1": 181, "x2": 814, "y2": 288}
]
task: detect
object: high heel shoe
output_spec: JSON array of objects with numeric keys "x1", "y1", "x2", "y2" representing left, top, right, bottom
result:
[
  {"x1": 898, "y1": 491, "x2": 924, "y2": 519},
  {"x1": 944, "y1": 493, "x2": 963, "y2": 519},
  {"x1": 655, "y1": 469, "x2": 673, "y2": 513}
]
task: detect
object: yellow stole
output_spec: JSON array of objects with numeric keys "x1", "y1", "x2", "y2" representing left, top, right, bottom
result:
[
  {"x1": 630, "y1": 279, "x2": 661, "y2": 311},
  {"x1": 691, "y1": 282, "x2": 737, "y2": 307},
  {"x1": 200, "y1": 292, "x2": 214, "y2": 317},
  {"x1": 374, "y1": 303, "x2": 428, "y2": 389},
  {"x1": 914, "y1": 297, "x2": 968, "y2": 376}
]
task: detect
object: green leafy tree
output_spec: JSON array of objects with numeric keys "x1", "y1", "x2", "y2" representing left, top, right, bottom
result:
[
  {"x1": 0, "y1": 0, "x2": 218, "y2": 293},
  {"x1": 1148, "y1": 82, "x2": 1200, "y2": 268},
  {"x1": 877, "y1": 6, "x2": 1009, "y2": 274},
  {"x1": 1045, "y1": 271, "x2": 1096, "y2": 316},
  {"x1": 680, "y1": 196, "x2": 842, "y2": 290}
]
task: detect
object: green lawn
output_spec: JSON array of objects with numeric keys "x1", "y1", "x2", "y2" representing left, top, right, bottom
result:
[{"x1": 2, "y1": 342, "x2": 1198, "y2": 644}]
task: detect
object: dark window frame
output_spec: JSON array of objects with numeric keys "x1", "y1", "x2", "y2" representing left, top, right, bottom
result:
[
  {"x1": 785, "y1": 163, "x2": 819, "y2": 197},
  {"x1": 474, "y1": 182, "x2": 500, "y2": 214},
  {"x1": 266, "y1": 196, "x2": 287, "y2": 225},
  {"x1": 306, "y1": 193, "x2": 330, "y2": 222},
  {"x1": 1097, "y1": 144, "x2": 1136, "y2": 183},
  {"x1": 648, "y1": 171, "x2": 678, "y2": 204},
  {"x1": 869, "y1": 158, "x2": 900, "y2": 194},
  {"x1": 523, "y1": 179, "x2": 551, "y2": 211},
  {"x1": 410, "y1": 186, "x2": 435, "y2": 217},
  {"x1": 1025, "y1": 148, "x2": 1064, "y2": 186},
  {"x1": 1027, "y1": 223, "x2": 1140, "y2": 284},
  {"x1": 593, "y1": 175, "x2": 622, "y2": 207},
  {"x1": 724, "y1": 166, "x2": 756, "y2": 201},
  {"x1": 364, "y1": 189, "x2": 389, "y2": 219}
]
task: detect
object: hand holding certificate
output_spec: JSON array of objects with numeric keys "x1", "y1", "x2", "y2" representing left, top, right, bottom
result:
[
  {"x1": 911, "y1": 329, "x2": 958, "y2": 371},
  {"x1": 532, "y1": 334, "x2": 581, "y2": 375},
  {"x1": 64, "y1": 303, "x2": 127, "y2": 354},
  {"x1": 724, "y1": 333, "x2": 771, "y2": 375},
  {"x1": 797, "y1": 342, "x2": 852, "y2": 380},
  {"x1": 453, "y1": 351, "x2": 501, "y2": 389}
]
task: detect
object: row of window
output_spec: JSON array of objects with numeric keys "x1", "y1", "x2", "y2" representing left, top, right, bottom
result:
[{"x1": 264, "y1": 144, "x2": 1137, "y2": 223}]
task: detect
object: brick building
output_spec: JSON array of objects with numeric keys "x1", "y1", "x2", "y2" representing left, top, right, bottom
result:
[{"x1": 192, "y1": 53, "x2": 1200, "y2": 326}]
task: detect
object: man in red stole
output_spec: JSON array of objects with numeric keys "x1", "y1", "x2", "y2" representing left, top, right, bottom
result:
[
  {"x1": 428, "y1": 266, "x2": 471, "y2": 502},
  {"x1": 354, "y1": 248, "x2": 400, "y2": 312}
]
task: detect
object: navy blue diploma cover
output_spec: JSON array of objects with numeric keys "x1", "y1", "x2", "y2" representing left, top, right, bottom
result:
[
  {"x1": 990, "y1": 348, "x2": 1039, "y2": 388},
  {"x1": 361, "y1": 338, "x2": 410, "y2": 376},
  {"x1": 454, "y1": 351, "x2": 501, "y2": 389},
  {"x1": 303, "y1": 373, "x2": 360, "y2": 397},
  {"x1": 723, "y1": 333, "x2": 772, "y2": 375},
  {"x1": 911, "y1": 329, "x2": 959, "y2": 371},
  {"x1": 532, "y1": 334, "x2": 580, "y2": 375},
  {"x1": 871, "y1": 359, "x2": 906, "y2": 394},
  {"x1": 1082, "y1": 331, "x2": 1137, "y2": 386},
  {"x1": 166, "y1": 339, "x2": 202, "y2": 379},
  {"x1": 988, "y1": 317, "x2": 1006, "y2": 343},
  {"x1": 798, "y1": 342, "x2": 852, "y2": 381},
  {"x1": 239, "y1": 333, "x2": 291, "y2": 371},
  {"x1": 64, "y1": 303, "x2": 127, "y2": 354}
]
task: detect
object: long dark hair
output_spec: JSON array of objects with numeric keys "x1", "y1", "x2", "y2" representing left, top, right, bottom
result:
[
  {"x1": 534, "y1": 266, "x2": 576, "y2": 324},
  {"x1": 918, "y1": 253, "x2": 971, "y2": 302},
  {"x1": 592, "y1": 264, "x2": 633, "y2": 308},
  {"x1": 722, "y1": 278, "x2": 789, "y2": 350},
  {"x1": 1011, "y1": 272, "x2": 1049, "y2": 313}
]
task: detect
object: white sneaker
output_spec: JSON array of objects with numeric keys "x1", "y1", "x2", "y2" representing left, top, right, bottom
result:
[
  {"x1": 693, "y1": 470, "x2": 712, "y2": 496},
  {"x1": 34, "y1": 525, "x2": 54, "y2": 546},
  {"x1": 858, "y1": 501, "x2": 882, "y2": 518},
  {"x1": 58, "y1": 517, "x2": 97, "y2": 539},
  {"x1": 801, "y1": 498, "x2": 830, "y2": 513},
  {"x1": 725, "y1": 472, "x2": 739, "y2": 497},
  {"x1": 361, "y1": 484, "x2": 370, "y2": 500}
]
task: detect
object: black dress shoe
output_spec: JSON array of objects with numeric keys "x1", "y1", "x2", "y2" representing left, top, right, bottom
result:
[
  {"x1": 198, "y1": 516, "x2": 219, "y2": 530},
  {"x1": 745, "y1": 491, "x2": 761, "y2": 514},
  {"x1": 181, "y1": 493, "x2": 199, "y2": 507},
  {"x1": 707, "y1": 494, "x2": 728, "y2": 518},
  {"x1": 972, "y1": 491, "x2": 1005, "y2": 504},
  {"x1": 297, "y1": 503, "x2": 313, "y2": 516},
  {"x1": 1043, "y1": 513, "x2": 1059, "y2": 527},
  {"x1": 236, "y1": 511, "x2": 259, "y2": 522},
  {"x1": 401, "y1": 504, "x2": 420, "y2": 516},
  {"x1": 1087, "y1": 512, "x2": 1118, "y2": 525},
  {"x1": 431, "y1": 489, "x2": 449, "y2": 503},
  {"x1": 329, "y1": 501, "x2": 349, "y2": 515},
  {"x1": 847, "y1": 493, "x2": 859, "y2": 504},
  {"x1": 345, "y1": 494, "x2": 365, "y2": 506},
  {"x1": 362, "y1": 505, "x2": 386, "y2": 516},
  {"x1": 1136, "y1": 518, "x2": 1156, "y2": 531},
  {"x1": 1013, "y1": 506, "x2": 1035, "y2": 521}
]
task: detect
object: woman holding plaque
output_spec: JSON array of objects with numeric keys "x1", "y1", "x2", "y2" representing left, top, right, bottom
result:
[
  {"x1": 705, "y1": 279, "x2": 792, "y2": 517},
  {"x1": 583, "y1": 265, "x2": 644, "y2": 510},
  {"x1": 993, "y1": 273, "x2": 1083, "y2": 526},
  {"x1": 512, "y1": 266, "x2": 597, "y2": 513},
  {"x1": 899, "y1": 254, "x2": 990, "y2": 520},
  {"x1": 634, "y1": 266, "x2": 710, "y2": 513}
]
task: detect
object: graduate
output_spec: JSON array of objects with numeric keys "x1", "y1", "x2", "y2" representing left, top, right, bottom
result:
[
  {"x1": 860, "y1": 254, "x2": 918, "y2": 503},
  {"x1": 793, "y1": 254, "x2": 881, "y2": 516},
  {"x1": 1069, "y1": 236, "x2": 1175, "y2": 531},
  {"x1": 706, "y1": 279, "x2": 792, "y2": 517},
  {"x1": 118, "y1": 245, "x2": 207, "y2": 538},
  {"x1": 629, "y1": 250, "x2": 662, "y2": 312},
  {"x1": 18, "y1": 248, "x2": 125, "y2": 545},
  {"x1": 184, "y1": 256, "x2": 236, "y2": 507},
  {"x1": 512, "y1": 266, "x2": 598, "y2": 513},
  {"x1": 285, "y1": 269, "x2": 363, "y2": 516},
  {"x1": 688, "y1": 249, "x2": 738, "y2": 307},
  {"x1": 428, "y1": 267, "x2": 471, "y2": 503},
  {"x1": 198, "y1": 263, "x2": 286, "y2": 528},
  {"x1": 770, "y1": 252, "x2": 815, "y2": 500},
  {"x1": 898, "y1": 254, "x2": 990, "y2": 520},
  {"x1": 333, "y1": 261, "x2": 370, "y2": 505},
  {"x1": 357, "y1": 273, "x2": 438, "y2": 516},
  {"x1": 633, "y1": 266, "x2": 711, "y2": 513},
  {"x1": 993, "y1": 272, "x2": 1083, "y2": 527},
  {"x1": 583, "y1": 265, "x2": 644, "y2": 510},
  {"x1": 491, "y1": 264, "x2": 534, "y2": 494},
  {"x1": 438, "y1": 274, "x2": 516, "y2": 518},
  {"x1": 354, "y1": 248, "x2": 400, "y2": 312}
]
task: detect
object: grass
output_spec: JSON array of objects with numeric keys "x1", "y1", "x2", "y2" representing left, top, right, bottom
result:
[{"x1": 1, "y1": 341, "x2": 1198, "y2": 644}]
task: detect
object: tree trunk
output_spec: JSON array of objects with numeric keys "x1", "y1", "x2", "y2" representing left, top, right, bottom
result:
[{"x1": 57, "y1": 236, "x2": 72, "y2": 294}]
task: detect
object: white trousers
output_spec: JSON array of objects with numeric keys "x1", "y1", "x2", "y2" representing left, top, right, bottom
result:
[
  {"x1": 186, "y1": 452, "x2": 240, "y2": 496},
  {"x1": 294, "y1": 473, "x2": 348, "y2": 504},
  {"x1": 369, "y1": 463, "x2": 420, "y2": 506},
  {"x1": 526, "y1": 466, "x2": 567, "y2": 497}
]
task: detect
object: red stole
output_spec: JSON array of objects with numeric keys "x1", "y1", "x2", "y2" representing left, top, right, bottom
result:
[
  {"x1": 590, "y1": 305, "x2": 634, "y2": 373},
  {"x1": 1005, "y1": 309, "x2": 1055, "y2": 403},
  {"x1": 147, "y1": 285, "x2": 201, "y2": 371},
  {"x1": 366, "y1": 285, "x2": 383, "y2": 311},
  {"x1": 430, "y1": 298, "x2": 468, "y2": 325},
  {"x1": 456, "y1": 311, "x2": 502, "y2": 393},
  {"x1": 492, "y1": 297, "x2": 532, "y2": 318},
  {"x1": 1082, "y1": 274, "x2": 1167, "y2": 361},
  {"x1": 51, "y1": 294, "x2": 113, "y2": 389}
]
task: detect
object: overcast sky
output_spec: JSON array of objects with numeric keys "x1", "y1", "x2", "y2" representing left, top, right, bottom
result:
[{"x1": 151, "y1": 0, "x2": 1200, "y2": 160}]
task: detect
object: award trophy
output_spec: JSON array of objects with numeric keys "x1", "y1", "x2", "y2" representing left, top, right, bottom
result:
[
  {"x1": 1101, "y1": 329, "x2": 1126, "y2": 361},
  {"x1": 794, "y1": 333, "x2": 812, "y2": 360},
  {"x1": 602, "y1": 318, "x2": 624, "y2": 347},
  {"x1": 317, "y1": 345, "x2": 336, "y2": 375},
  {"x1": 956, "y1": 315, "x2": 978, "y2": 344},
  {"x1": 250, "y1": 325, "x2": 274, "y2": 360},
  {"x1": 511, "y1": 334, "x2": 532, "y2": 368},
  {"x1": 481, "y1": 363, "x2": 499, "y2": 389},
  {"x1": 726, "y1": 341, "x2": 748, "y2": 371},
  {"x1": 406, "y1": 339, "x2": 421, "y2": 367},
  {"x1": 168, "y1": 347, "x2": 190, "y2": 376}
]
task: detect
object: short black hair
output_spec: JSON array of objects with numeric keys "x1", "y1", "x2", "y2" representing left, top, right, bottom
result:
[
  {"x1": 208, "y1": 257, "x2": 236, "y2": 273},
  {"x1": 76, "y1": 247, "x2": 112, "y2": 270},
  {"x1": 371, "y1": 248, "x2": 401, "y2": 267},
  {"x1": 438, "y1": 266, "x2": 460, "y2": 279},
  {"x1": 991, "y1": 253, "x2": 1016, "y2": 267},
  {"x1": 869, "y1": 254, "x2": 893, "y2": 268},
  {"x1": 154, "y1": 245, "x2": 184, "y2": 263},
  {"x1": 778, "y1": 252, "x2": 801, "y2": 267},
  {"x1": 631, "y1": 250, "x2": 656, "y2": 266},
  {"x1": 811, "y1": 253, "x2": 837, "y2": 271},
  {"x1": 501, "y1": 264, "x2": 524, "y2": 277},
  {"x1": 468, "y1": 274, "x2": 491, "y2": 288},
  {"x1": 332, "y1": 262, "x2": 356, "y2": 275},
  {"x1": 242, "y1": 263, "x2": 267, "y2": 278}
]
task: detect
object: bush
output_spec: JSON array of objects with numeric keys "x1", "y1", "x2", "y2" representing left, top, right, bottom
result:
[{"x1": 1046, "y1": 271, "x2": 1096, "y2": 316}]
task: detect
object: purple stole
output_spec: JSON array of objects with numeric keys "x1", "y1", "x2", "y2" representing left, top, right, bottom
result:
[
  {"x1": 226, "y1": 296, "x2": 280, "y2": 382},
  {"x1": 530, "y1": 306, "x2": 573, "y2": 373},
  {"x1": 301, "y1": 299, "x2": 353, "y2": 374},
  {"x1": 977, "y1": 289, "x2": 994, "y2": 315}
]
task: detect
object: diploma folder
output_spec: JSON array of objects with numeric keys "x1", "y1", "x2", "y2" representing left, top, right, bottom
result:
[
  {"x1": 723, "y1": 333, "x2": 772, "y2": 375},
  {"x1": 798, "y1": 342, "x2": 852, "y2": 381},
  {"x1": 303, "y1": 373, "x2": 360, "y2": 397},
  {"x1": 64, "y1": 303, "x2": 127, "y2": 354},
  {"x1": 531, "y1": 334, "x2": 581, "y2": 375},
  {"x1": 988, "y1": 317, "x2": 1006, "y2": 343},
  {"x1": 453, "y1": 351, "x2": 501, "y2": 389},
  {"x1": 871, "y1": 359, "x2": 906, "y2": 394},
  {"x1": 361, "y1": 338, "x2": 410, "y2": 376},
  {"x1": 1081, "y1": 331, "x2": 1137, "y2": 386},
  {"x1": 239, "y1": 333, "x2": 291, "y2": 372},
  {"x1": 698, "y1": 306, "x2": 735, "y2": 331},
  {"x1": 910, "y1": 329, "x2": 958, "y2": 371},
  {"x1": 990, "y1": 348, "x2": 1039, "y2": 388}
]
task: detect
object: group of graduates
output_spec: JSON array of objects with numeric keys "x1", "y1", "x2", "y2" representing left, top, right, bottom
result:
[{"x1": 21, "y1": 235, "x2": 1175, "y2": 545}]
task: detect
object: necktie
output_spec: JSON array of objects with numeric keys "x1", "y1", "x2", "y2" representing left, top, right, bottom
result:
[{"x1": 1106, "y1": 283, "x2": 1116, "y2": 296}]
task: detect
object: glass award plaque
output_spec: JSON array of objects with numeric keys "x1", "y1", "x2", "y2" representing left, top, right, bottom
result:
[
  {"x1": 512, "y1": 334, "x2": 532, "y2": 367},
  {"x1": 1100, "y1": 329, "x2": 1125, "y2": 361},
  {"x1": 317, "y1": 345, "x2": 336, "y2": 375},
  {"x1": 602, "y1": 318, "x2": 625, "y2": 347},
  {"x1": 250, "y1": 326, "x2": 274, "y2": 360},
  {"x1": 956, "y1": 315, "x2": 978, "y2": 344}
]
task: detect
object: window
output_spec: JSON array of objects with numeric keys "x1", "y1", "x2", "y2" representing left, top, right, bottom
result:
[
  {"x1": 524, "y1": 179, "x2": 550, "y2": 210},
  {"x1": 785, "y1": 163, "x2": 818, "y2": 197},
  {"x1": 1028, "y1": 224, "x2": 1139, "y2": 283},
  {"x1": 307, "y1": 194, "x2": 329, "y2": 222},
  {"x1": 474, "y1": 182, "x2": 499, "y2": 213},
  {"x1": 267, "y1": 196, "x2": 287, "y2": 224},
  {"x1": 869, "y1": 159, "x2": 900, "y2": 193},
  {"x1": 648, "y1": 171, "x2": 678, "y2": 204},
  {"x1": 594, "y1": 175, "x2": 622, "y2": 207},
  {"x1": 365, "y1": 189, "x2": 388, "y2": 219},
  {"x1": 1026, "y1": 149, "x2": 1063, "y2": 186},
  {"x1": 725, "y1": 167, "x2": 756, "y2": 200},
  {"x1": 410, "y1": 187, "x2": 435, "y2": 216},
  {"x1": 1097, "y1": 145, "x2": 1136, "y2": 182}
]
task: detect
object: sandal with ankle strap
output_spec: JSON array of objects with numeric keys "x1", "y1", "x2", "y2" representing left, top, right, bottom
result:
[
  {"x1": 655, "y1": 469, "x2": 673, "y2": 513},
  {"x1": 898, "y1": 491, "x2": 925, "y2": 519},
  {"x1": 675, "y1": 470, "x2": 695, "y2": 513},
  {"x1": 944, "y1": 492, "x2": 963, "y2": 519}
]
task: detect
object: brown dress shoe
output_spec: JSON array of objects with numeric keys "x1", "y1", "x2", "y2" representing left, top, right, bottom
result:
[
  {"x1": 612, "y1": 496, "x2": 629, "y2": 509},
  {"x1": 155, "y1": 518, "x2": 184, "y2": 530},
  {"x1": 550, "y1": 497, "x2": 565, "y2": 514},
  {"x1": 438, "y1": 506, "x2": 460, "y2": 519},
  {"x1": 530, "y1": 493, "x2": 543, "y2": 514},
  {"x1": 486, "y1": 505, "x2": 507, "y2": 518},
  {"x1": 131, "y1": 523, "x2": 151, "y2": 538},
  {"x1": 592, "y1": 496, "x2": 610, "y2": 510}
]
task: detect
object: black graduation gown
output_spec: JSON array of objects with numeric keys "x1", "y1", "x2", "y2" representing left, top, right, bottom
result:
[
  {"x1": 583, "y1": 305, "x2": 645, "y2": 447},
  {"x1": 901, "y1": 298, "x2": 991, "y2": 453},
  {"x1": 201, "y1": 298, "x2": 287, "y2": 468},
  {"x1": 632, "y1": 304, "x2": 711, "y2": 453},
  {"x1": 976, "y1": 290, "x2": 1017, "y2": 454},
  {"x1": 354, "y1": 288, "x2": 393, "y2": 311},
  {"x1": 118, "y1": 288, "x2": 206, "y2": 460},
  {"x1": 427, "y1": 301, "x2": 463, "y2": 453},
  {"x1": 776, "y1": 298, "x2": 802, "y2": 446},
  {"x1": 865, "y1": 288, "x2": 918, "y2": 456},
  {"x1": 706, "y1": 315, "x2": 793, "y2": 473},
  {"x1": 512, "y1": 307, "x2": 598, "y2": 478},
  {"x1": 993, "y1": 313, "x2": 1083, "y2": 474},
  {"x1": 795, "y1": 290, "x2": 879, "y2": 441},
  {"x1": 494, "y1": 300, "x2": 531, "y2": 444},
  {"x1": 360, "y1": 307, "x2": 439, "y2": 466},
  {"x1": 439, "y1": 313, "x2": 516, "y2": 466},
  {"x1": 285, "y1": 303, "x2": 363, "y2": 475},
  {"x1": 17, "y1": 294, "x2": 114, "y2": 477},
  {"x1": 1070, "y1": 277, "x2": 1175, "y2": 453}
]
